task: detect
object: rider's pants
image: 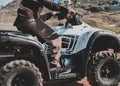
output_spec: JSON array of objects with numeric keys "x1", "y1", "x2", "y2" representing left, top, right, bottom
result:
[{"x1": 16, "y1": 19, "x2": 61, "y2": 68}]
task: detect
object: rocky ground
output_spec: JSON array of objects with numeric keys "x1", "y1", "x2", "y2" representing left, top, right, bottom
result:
[
  {"x1": 0, "y1": 11, "x2": 120, "y2": 30},
  {"x1": 44, "y1": 77, "x2": 91, "y2": 86}
]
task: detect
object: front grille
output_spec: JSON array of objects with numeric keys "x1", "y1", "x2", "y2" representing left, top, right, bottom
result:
[
  {"x1": 43, "y1": 35, "x2": 79, "y2": 55},
  {"x1": 61, "y1": 35, "x2": 78, "y2": 54}
]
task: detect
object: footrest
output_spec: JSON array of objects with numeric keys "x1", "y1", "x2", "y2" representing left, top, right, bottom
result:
[
  {"x1": 50, "y1": 67, "x2": 71, "y2": 74},
  {"x1": 50, "y1": 68, "x2": 79, "y2": 80}
]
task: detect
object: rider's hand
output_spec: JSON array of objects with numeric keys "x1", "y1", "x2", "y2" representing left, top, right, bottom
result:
[{"x1": 68, "y1": 9, "x2": 76, "y2": 15}]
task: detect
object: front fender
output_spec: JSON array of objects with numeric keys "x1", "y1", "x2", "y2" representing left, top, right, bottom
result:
[
  {"x1": 0, "y1": 31, "x2": 51, "y2": 80},
  {"x1": 83, "y1": 30, "x2": 120, "y2": 75}
]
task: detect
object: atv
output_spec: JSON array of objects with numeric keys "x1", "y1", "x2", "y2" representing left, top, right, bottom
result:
[{"x1": 0, "y1": 13, "x2": 120, "y2": 86}]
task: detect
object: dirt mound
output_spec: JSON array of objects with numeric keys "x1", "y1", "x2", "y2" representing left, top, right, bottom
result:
[{"x1": 81, "y1": 11, "x2": 120, "y2": 29}]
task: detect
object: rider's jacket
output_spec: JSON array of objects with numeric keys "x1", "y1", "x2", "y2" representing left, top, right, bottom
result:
[{"x1": 14, "y1": 0, "x2": 68, "y2": 26}]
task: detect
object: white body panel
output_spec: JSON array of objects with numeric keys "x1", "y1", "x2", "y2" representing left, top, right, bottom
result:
[{"x1": 52, "y1": 22, "x2": 101, "y2": 55}]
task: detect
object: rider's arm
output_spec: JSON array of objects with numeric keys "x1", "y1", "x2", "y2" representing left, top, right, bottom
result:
[
  {"x1": 42, "y1": 0, "x2": 69, "y2": 15},
  {"x1": 40, "y1": 12, "x2": 52, "y2": 21}
]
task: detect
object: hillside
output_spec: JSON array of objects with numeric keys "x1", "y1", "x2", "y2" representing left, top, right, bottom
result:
[
  {"x1": 82, "y1": 11, "x2": 120, "y2": 32},
  {"x1": 0, "y1": 0, "x2": 120, "y2": 32}
]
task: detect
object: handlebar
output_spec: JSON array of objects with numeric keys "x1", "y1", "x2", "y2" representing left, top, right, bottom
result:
[
  {"x1": 53, "y1": 11, "x2": 84, "y2": 27},
  {"x1": 65, "y1": 13, "x2": 83, "y2": 27}
]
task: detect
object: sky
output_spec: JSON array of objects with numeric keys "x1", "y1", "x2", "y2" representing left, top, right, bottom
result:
[
  {"x1": 0, "y1": 0, "x2": 13, "y2": 6},
  {"x1": 54, "y1": 0, "x2": 59, "y2": 4}
]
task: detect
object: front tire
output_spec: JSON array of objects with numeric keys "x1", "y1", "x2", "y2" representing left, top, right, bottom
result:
[
  {"x1": 87, "y1": 51, "x2": 120, "y2": 86},
  {"x1": 0, "y1": 60, "x2": 43, "y2": 86}
]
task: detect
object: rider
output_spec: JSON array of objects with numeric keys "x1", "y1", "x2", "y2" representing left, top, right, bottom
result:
[{"x1": 14, "y1": 0, "x2": 75, "y2": 71}]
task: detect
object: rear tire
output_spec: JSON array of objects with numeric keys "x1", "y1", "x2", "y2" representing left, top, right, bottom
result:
[
  {"x1": 87, "y1": 51, "x2": 120, "y2": 86},
  {"x1": 0, "y1": 60, "x2": 43, "y2": 86}
]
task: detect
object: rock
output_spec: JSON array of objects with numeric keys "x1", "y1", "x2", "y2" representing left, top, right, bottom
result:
[{"x1": 87, "y1": 6, "x2": 105, "y2": 12}]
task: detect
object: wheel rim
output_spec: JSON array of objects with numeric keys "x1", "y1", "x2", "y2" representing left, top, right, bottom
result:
[
  {"x1": 99, "y1": 59, "x2": 119, "y2": 83},
  {"x1": 12, "y1": 71, "x2": 35, "y2": 86}
]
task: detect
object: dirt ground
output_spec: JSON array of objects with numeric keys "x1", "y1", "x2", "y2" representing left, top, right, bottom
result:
[{"x1": 44, "y1": 77, "x2": 91, "y2": 86}]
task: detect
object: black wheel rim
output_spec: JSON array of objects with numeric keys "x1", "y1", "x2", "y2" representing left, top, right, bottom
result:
[
  {"x1": 99, "y1": 59, "x2": 119, "y2": 82},
  {"x1": 12, "y1": 71, "x2": 35, "y2": 86}
]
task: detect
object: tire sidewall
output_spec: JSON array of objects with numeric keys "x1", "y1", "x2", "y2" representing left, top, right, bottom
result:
[
  {"x1": 87, "y1": 51, "x2": 120, "y2": 86},
  {"x1": 0, "y1": 60, "x2": 43, "y2": 86},
  {"x1": 96, "y1": 57, "x2": 120, "y2": 85}
]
